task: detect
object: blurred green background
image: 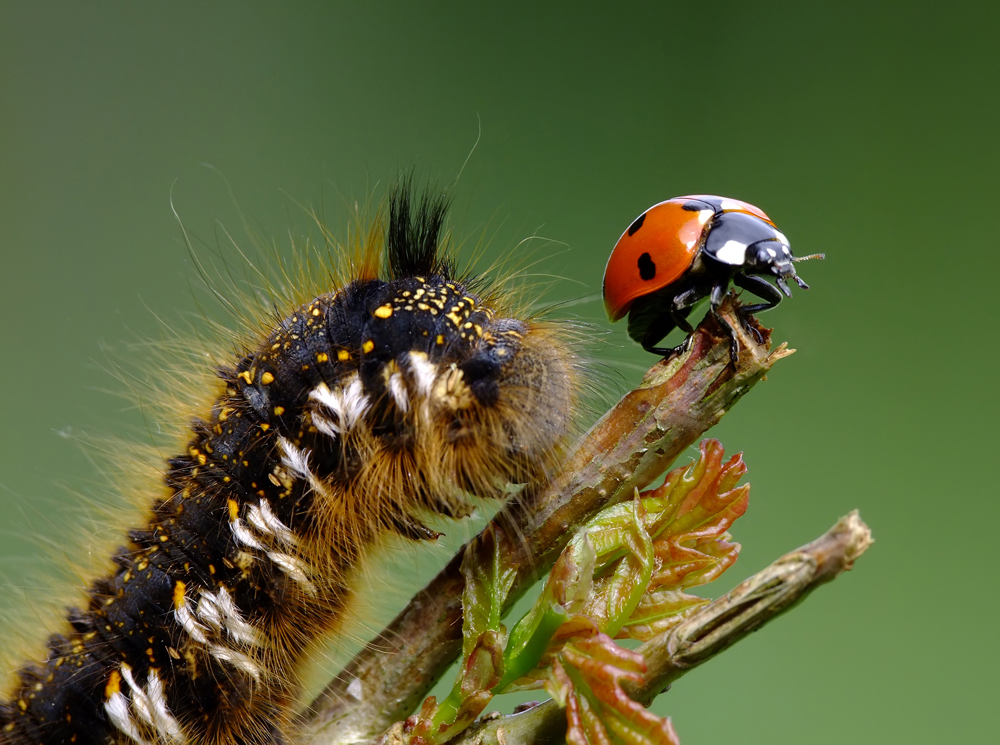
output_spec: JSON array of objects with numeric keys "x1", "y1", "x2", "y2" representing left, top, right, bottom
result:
[{"x1": 1, "y1": 1, "x2": 996, "y2": 743}]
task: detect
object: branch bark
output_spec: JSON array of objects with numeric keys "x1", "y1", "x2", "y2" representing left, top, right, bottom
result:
[
  {"x1": 295, "y1": 298, "x2": 792, "y2": 745},
  {"x1": 448, "y1": 511, "x2": 874, "y2": 745}
]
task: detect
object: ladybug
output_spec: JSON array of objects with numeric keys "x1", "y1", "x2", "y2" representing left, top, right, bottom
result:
[{"x1": 602, "y1": 194, "x2": 823, "y2": 361}]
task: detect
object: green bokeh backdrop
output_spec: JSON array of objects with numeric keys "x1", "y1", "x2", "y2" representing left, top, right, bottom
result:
[{"x1": 1, "y1": 2, "x2": 996, "y2": 743}]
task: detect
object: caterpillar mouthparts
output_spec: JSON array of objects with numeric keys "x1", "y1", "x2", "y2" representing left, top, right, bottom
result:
[{"x1": 1, "y1": 183, "x2": 580, "y2": 745}]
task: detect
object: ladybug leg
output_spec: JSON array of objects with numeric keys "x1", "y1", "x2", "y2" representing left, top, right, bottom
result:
[
  {"x1": 645, "y1": 288, "x2": 704, "y2": 356},
  {"x1": 732, "y1": 273, "x2": 784, "y2": 343},
  {"x1": 670, "y1": 292, "x2": 698, "y2": 334},
  {"x1": 647, "y1": 340, "x2": 691, "y2": 358},
  {"x1": 732, "y1": 272, "x2": 784, "y2": 314},
  {"x1": 709, "y1": 282, "x2": 741, "y2": 364}
]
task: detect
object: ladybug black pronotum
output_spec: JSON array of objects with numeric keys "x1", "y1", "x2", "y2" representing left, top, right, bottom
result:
[{"x1": 602, "y1": 194, "x2": 823, "y2": 361}]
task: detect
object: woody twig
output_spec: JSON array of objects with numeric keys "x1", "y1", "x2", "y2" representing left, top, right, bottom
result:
[{"x1": 297, "y1": 297, "x2": 792, "y2": 745}]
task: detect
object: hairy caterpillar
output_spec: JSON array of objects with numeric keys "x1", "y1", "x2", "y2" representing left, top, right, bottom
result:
[{"x1": 0, "y1": 183, "x2": 580, "y2": 745}]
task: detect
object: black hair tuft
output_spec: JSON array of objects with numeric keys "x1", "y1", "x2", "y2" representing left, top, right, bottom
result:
[{"x1": 387, "y1": 179, "x2": 453, "y2": 280}]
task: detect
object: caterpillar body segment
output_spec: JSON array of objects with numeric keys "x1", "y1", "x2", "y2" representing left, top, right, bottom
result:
[{"x1": 0, "y1": 186, "x2": 579, "y2": 745}]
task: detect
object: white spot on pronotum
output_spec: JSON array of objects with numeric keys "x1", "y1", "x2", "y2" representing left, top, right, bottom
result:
[
  {"x1": 347, "y1": 676, "x2": 365, "y2": 700},
  {"x1": 720, "y1": 198, "x2": 748, "y2": 212},
  {"x1": 697, "y1": 208, "x2": 713, "y2": 226},
  {"x1": 775, "y1": 230, "x2": 790, "y2": 246},
  {"x1": 714, "y1": 239, "x2": 748, "y2": 265},
  {"x1": 766, "y1": 247, "x2": 777, "y2": 258}
]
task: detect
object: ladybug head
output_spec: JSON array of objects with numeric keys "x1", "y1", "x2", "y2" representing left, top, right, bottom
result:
[
  {"x1": 745, "y1": 240, "x2": 825, "y2": 296},
  {"x1": 747, "y1": 240, "x2": 801, "y2": 296}
]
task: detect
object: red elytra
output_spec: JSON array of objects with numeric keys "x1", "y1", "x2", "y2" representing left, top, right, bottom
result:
[{"x1": 602, "y1": 195, "x2": 775, "y2": 321}]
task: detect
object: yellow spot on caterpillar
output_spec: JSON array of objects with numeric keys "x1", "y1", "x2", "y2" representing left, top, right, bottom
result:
[
  {"x1": 219, "y1": 406, "x2": 233, "y2": 422},
  {"x1": 274, "y1": 406, "x2": 285, "y2": 416},
  {"x1": 238, "y1": 370, "x2": 253, "y2": 385},
  {"x1": 436, "y1": 334, "x2": 445, "y2": 345},
  {"x1": 311, "y1": 307, "x2": 321, "y2": 316},
  {"x1": 316, "y1": 352, "x2": 329, "y2": 363},
  {"x1": 172, "y1": 580, "x2": 187, "y2": 610},
  {"x1": 227, "y1": 499, "x2": 239, "y2": 522},
  {"x1": 17, "y1": 699, "x2": 27, "y2": 712},
  {"x1": 374, "y1": 304, "x2": 393, "y2": 319},
  {"x1": 417, "y1": 302, "x2": 429, "y2": 311},
  {"x1": 261, "y1": 371, "x2": 275, "y2": 385},
  {"x1": 446, "y1": 312, "x2": 462, "y2": 325},
  {"x1": 363, "y1": 339, "x2": 375, "y2": 353},
  {"x1": 337, "y1": 349, "x2": 351, "y2": 361},
  {"x1": 463, "y1": 322, "x2": 473, "y2": 329},
  {"x1": 260, "y1": 422, "x2": 270, "y2": 432}
]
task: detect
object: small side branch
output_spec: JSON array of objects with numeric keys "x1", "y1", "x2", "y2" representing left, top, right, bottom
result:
[
  {"x1": 297, "y1": 299, "x2": 790, "y2": 745},
  {"x1": 449, "y1": 511, "x2": 874, "y2": 745}
]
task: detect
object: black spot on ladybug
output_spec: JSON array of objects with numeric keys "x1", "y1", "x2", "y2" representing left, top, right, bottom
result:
[
  {"x1": 682, "y1": 200, "x2": 705, "y2": 211},
  {"x1": 627, "y1": 212, "x2": 647, "y2": 236},
  {"x1": 638, "y1": 252, "x2": 656, "y2": 281}
]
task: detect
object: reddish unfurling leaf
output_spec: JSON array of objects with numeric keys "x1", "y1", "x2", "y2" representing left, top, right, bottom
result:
[{"x1": 545, "y1": 622, "x2": 680, "y2": 745}]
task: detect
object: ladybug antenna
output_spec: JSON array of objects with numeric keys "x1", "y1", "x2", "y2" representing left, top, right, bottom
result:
[
  {"x1": 788, "y1": 252, "x2": 823, "y2": 290},
  {"x1": 792, "y1": 252, "x2": 826, "y2": 263}
]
